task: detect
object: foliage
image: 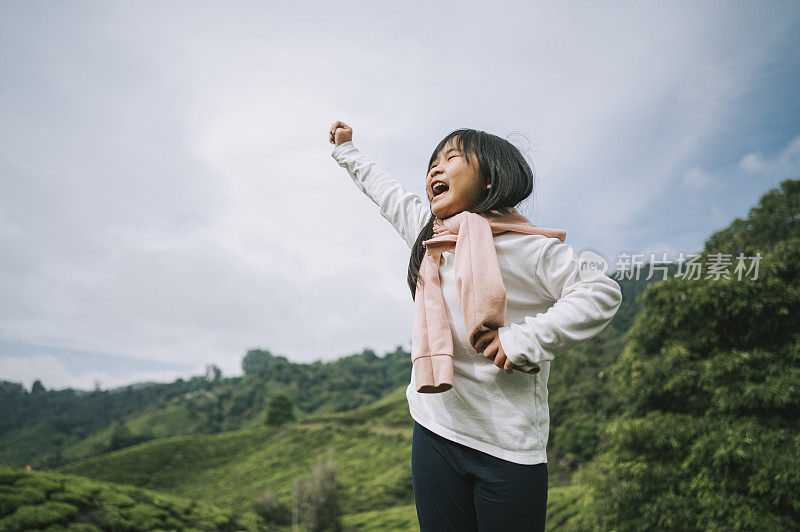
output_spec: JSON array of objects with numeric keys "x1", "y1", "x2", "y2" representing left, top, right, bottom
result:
[
  {"x1": 0, "y1": 346, "x2": 413, "y2": 470},
  {"x1": 292, "y1": 448, "x2": 343, "y2": 532},
  {"x1": 544, "y1": 484, "x2": 597, "y2": 532},
  {"x1": 30, "y1": 380, "x2": 46, "y2": 394},
  {"x1": 265, "y1": 393, "x2": 296, "y2": 427},
  {"x1": 0, "y1": 465, "x2": 249, "y2": 531},
  {"x1": 252, "y1": 486, "x2": 292, "y2": 526},
  {"x1": 55, "y1": 421, "x2": 413, "y2": 518},
  {"x1": 0, "y1": 375, "x2": 217, "y2": 468},
  {"x1": 703, "y1": 178, "x2": 799, "y2": 258},
  {"x1": 108, "y1": 421, "x2": 154, "y2": 452},
  {"x1": 572, "y1": 224, "x2": 800, "y2": 530},
  {"x1": 2, "y1": 178, "x2": 794, "y2": 529},
  {"x1": 339, "y1": 502, "x2": 419, "y2": 531}
]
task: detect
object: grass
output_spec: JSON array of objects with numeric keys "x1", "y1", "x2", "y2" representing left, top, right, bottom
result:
[
  {"x1": 3, "y1": 384, "x2": 590, "y2": 530},
  {"x1": 56, "y1": 423, "x2": 413, "y2": 518},
  {"x1": 0, "y1": 464, "x2": 253, "y2": 531}
]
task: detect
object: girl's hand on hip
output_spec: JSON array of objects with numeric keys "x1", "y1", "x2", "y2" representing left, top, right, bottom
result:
[
  {"x1": 329, "y1": 120, "x2": 353, "y2": 147},
  {"x1": 474, "y1": 329, "x2": 514, "y2": 374}
]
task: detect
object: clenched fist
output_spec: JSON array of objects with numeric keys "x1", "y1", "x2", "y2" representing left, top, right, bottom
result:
[{"x1": 329, "y1": 120, "x2": 353, "y2": 147}]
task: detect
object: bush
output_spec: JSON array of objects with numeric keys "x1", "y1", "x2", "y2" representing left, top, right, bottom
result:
[
  {"x1": 265, "y1": 393, "x2": 296, "y2": 427},
  {"x1": 252, "y1": 487, "x2": 292, "y2": 526},
  {"x1": 574, "y1": 237, "x2": 800, "y2": 530},
  {"x1": 292, "y1": 448, "x2": 343, "y2": 532}
]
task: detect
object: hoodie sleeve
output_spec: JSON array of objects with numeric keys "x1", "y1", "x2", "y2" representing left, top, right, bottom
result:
[
  {"x1": 332, "y1": 140, "x2": 431, "y2": 249},
  {"x1": 497, "y1": 237, "x2": 623, "y2": 367}
]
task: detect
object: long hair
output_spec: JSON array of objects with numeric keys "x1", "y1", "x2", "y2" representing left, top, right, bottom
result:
[{"x1": 407, "y1": 129, "x2": 535, "y2": 300}]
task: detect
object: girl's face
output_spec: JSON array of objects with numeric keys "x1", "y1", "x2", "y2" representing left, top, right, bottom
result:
[{"x1": 426, "y1": 140, "x2": 485, "y2": 219}]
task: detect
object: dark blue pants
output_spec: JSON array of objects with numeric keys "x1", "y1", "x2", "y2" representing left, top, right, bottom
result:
[{"x1": 411, "y1": 421, "x2": 548, "y2": 531}]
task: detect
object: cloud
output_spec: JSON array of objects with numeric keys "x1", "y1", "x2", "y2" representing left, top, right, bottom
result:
[
  {"x1": 0, "y1": 353, "x2": 189, "y2": 392},
  {"x1": 0, "y1": 1, "x2": 798, "y2": 388},
  {"x1": 681, "y1": 168, "x2": 719, "y2": 191},
  {"x1": 738, "y1": 134, "x2": 800, "y2": 177}
]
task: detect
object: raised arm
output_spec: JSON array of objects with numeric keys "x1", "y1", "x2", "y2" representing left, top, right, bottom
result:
[
  {"x1": 332, "y1": 140, "x2": 431, "y2": 249},
  {"x1": 498, "y1": 237, "x2": 623, "y2": 367}
]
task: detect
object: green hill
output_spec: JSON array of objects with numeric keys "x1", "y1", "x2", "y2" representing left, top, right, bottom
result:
[
  {"x1": 50, "y1": 398, "x2": 594, "y2": 531},
  {"x1": 3, "y1": 173, "x2": 795, "y2": 530},
  {"x1": 1, "y1": 460, "x2": 586, "y2": 532},
  {"x1": 1, "y1": 291, "x2": 640, "y2": 482},
  {"x1": 0, "y1": 464, "x2": 251, "y2": 531},
  {"x1": 569, "y1": 179, "x2": 800, "y2": 530},
  {"x1": 55, "y1": 422, "x2": 413, "y2": 519},
  {"x1": 0, "y1": 346, "x2": 416, "y2": 470}
]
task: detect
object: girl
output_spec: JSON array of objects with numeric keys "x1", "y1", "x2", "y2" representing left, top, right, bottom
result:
[{"x1": 328, "y1": 121, "x2": 622, "y2": 531}]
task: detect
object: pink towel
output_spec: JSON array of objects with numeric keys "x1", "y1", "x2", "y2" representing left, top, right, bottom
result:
[{"x1": 412, "y1": 207, "x2": 566, "y2": 393}]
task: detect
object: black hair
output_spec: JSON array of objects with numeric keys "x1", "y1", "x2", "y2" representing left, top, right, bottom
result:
[{"x1": 407, "y1": 128, "x2": 535, "y2": 300}]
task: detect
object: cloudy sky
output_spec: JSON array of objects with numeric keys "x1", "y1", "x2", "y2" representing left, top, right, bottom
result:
[{"x1": 1, "y1": 1, "x2": 798, "y2": 392}]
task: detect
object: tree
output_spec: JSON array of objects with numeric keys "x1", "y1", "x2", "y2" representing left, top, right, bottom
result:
[
  {"x1": 573, "y1": 237, "x2": 800, "y2": 530},
  {"x1": 252, "y1": 487, "x2": 292, "y2": 526},
  {"x1": 703, "y1": 178, "x2": 799, "y2": 258},
  {"x1": 30, "y1": 379, "x2": 46, "y2": 394},
  {"x1": 242, "y1": 349, "x2": 275, "y2": 376},
  {"x1": 109, "y1": 420, "x2": 134, "y2": 451},
  {"x1": 204, "y1": 363, "x2": 222, "y2": 382},
  {"x1": 292, "y1": 448, "x2": 343, "y2": 532},
  {"x1": 108, "y1": 420, "x2": 153, "y2": 451},
  {"x1": 265, "y1": 393, "x2": 296, "y2": 427}
]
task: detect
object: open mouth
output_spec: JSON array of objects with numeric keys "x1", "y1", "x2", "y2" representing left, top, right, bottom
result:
[{"x1": 431, "y1": 180, "x2": 449, "y2": 199}]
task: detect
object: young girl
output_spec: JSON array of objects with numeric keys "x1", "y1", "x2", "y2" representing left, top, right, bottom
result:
[{"x1": 328, "y1": 121, "x2": 622, "y2": 531}]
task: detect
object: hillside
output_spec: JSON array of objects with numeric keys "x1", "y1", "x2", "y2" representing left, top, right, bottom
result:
[
  {"x1": 0, "y1": 346, "x2": 412, "y2": 470},
  {"x1": 1, "y1": 304, "x2": 639, "y2": 478},
  {"x1": 49, "y1": 391, "x2": 591, "y2": 531},
  {"x1": 0, "y1": 464, "x2": 252, "y2": 531},
  {"x1": 4, "y1": 178, "x2": 794, "y2": 530},
  {"x1": 56, "y1": 423, "x2": 411, "y2": 518},
  {"x1": 569, "y1": 179, "x2": 800, "y2": 529}
]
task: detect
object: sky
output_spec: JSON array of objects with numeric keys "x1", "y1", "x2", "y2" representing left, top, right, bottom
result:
[{"x1": 1, "y1": 0, "x2": 799, "y2": 392}]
